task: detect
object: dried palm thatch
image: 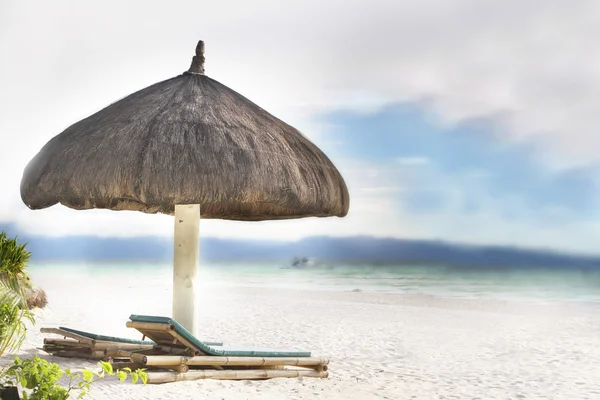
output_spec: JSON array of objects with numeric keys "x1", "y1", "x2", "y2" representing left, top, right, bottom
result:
[
  {"x1": 24, "y1": 285, "x2": 48, "y2": 309},
  {"x1": 20, "y1": 41, "x2": 349, "y2": 221},
  {"x1": 0, "y1": 275, "x2": 47, "y2": 309}
]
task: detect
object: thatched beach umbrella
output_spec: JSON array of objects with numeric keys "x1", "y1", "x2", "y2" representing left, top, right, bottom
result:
[{"x1": 20, "y1": 40, "x2": 349, "y2": 334}]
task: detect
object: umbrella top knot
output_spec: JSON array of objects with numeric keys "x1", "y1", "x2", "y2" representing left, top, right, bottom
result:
[{"x1": 187, "y1": 40, "x2": 205, "y2": 75}]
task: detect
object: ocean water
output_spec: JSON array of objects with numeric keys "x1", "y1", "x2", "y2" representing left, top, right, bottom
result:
[{"x1": 28, "y1": 261, "x2": 600, "y2": 305}]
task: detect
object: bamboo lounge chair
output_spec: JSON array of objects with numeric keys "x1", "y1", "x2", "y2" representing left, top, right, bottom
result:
[
  {"x1": 116, "y1": 314, "x2": 329, "y2": 383},
  {"x1": 40, "y1": 326, "x2": 223, "y2": 361}
]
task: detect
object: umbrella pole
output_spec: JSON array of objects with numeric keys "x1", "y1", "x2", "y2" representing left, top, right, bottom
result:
[{"x1": 173, "y1": 204, "x2": 200, "y2": 336}]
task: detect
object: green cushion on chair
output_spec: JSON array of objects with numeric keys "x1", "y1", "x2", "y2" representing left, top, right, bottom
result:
[{"x1": 59, "y1": 326, "x2": 155, "y2": 345}]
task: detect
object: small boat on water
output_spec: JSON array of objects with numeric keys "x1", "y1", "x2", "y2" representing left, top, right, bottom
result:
[
  {"x1": 283, "y1": 257, "x2": 334, "y2": 270},
  {"x1": 291, "y1": 257, "x2": 316, "y2": 268}
]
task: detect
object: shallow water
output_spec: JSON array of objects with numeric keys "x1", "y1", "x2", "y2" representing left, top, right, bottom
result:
[{"x1": 28, "y1": 261, "x2": 600, "y2": 305}]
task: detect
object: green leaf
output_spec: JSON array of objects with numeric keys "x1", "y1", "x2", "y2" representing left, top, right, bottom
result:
[
  {"x1": 0, "y1": 233, "x2": 36, "y2": 358},
  {"x1": 139, "y1": 371, "x2": 148, "y2": 385},
  {"x1": 117, "y1": 370, "x2": 127, "y2": 383},
  {"x1": 82, "y1": 369, "x2": 94, "y2": 382},
  {"x1": 101, "y1": 361, "x2": 113, "y2": 374},
  {"x1": 131, "y1": 372, "x2": 139, "y2": 384}
]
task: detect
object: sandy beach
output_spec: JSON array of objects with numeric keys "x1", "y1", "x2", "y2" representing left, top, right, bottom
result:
[{"x1": 8, "y1": 266, "x2": 600, "y2": 400}]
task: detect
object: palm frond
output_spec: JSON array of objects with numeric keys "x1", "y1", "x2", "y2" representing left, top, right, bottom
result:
[
  {"x1": 0, "y1": 277, "x2": 34, "y2": 356},
  {"x1": 0, "y1": 232, "x2": 31, "y2": 282}
]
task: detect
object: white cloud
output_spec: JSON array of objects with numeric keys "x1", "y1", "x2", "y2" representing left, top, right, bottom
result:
[
  {"x1": 3, "y1": 1, "x2": 599, "y2": 163},
  {"x1": 1, "y1": 0, "x2": 600, "y2": 251}
]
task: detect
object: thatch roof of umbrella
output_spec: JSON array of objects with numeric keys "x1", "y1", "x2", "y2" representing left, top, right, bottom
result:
[{"x1": 20, "y1": 41, "x2": 349, "y2": 221}]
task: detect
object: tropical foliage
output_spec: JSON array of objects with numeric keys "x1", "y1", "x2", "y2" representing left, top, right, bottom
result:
[
  {"x1": 4, "y1": 357, "x2": 147, "y2": 400},
  {"x1": 0, "y1": 232, "x2": 31, "y2": 283},
  {"x1": 0, "y1": 277, "x2": 34, "y2": 357},
  {"x1": 0, "y1": 232, "x2": 146, "y2": 398},
  {"x1": 0, "y1": 231, "x2": 47, "y2": 310},
  {"x1": 0, "y1": 232, "x2": 36, "y2": 357}
]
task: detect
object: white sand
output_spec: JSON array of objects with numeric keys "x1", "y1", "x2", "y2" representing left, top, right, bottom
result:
[{"x1": 8, "y1": 267, "x2": 600, "y2": 399}]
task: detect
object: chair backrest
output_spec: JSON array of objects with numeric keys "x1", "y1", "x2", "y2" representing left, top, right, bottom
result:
[
  {"x1": 126, "y1": 315, "x2": 211, "y2": 355},
  {"x1": 127, "y1": 314, "x2": 312, "y2": 358},
  {"x1": 60, "y1": 326, "x2": 154, "y2": 345}
]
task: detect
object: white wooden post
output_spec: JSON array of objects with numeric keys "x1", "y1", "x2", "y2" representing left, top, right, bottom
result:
[{"x1": 173, "y1": 204, "x2": 200, "y2": 336}]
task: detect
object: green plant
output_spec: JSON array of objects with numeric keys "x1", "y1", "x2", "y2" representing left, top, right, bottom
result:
[
  {"x1": 0, "y1": 277, "x2": 34, "y2": 357},
  {"x1": 0, "y1": 232, "x2": 31, "y2": 282},
  {"x1": 0, "y1": 233, "x2": 47, "y2": 311},
  {"x1": 3, "y1": 356, "x2": 147, "y2": 399},
  {"x1": 0, "y1": 233, "x2": 145, "y2": 399}
]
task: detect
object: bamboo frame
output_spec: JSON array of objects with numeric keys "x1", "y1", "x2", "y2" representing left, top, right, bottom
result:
[
  {"x1": 154, "y1": 345, "x2": 195, "y2": 356},
  {"x1": 146, "y1": 369, "x2": 328, "y2": 384},
  {"x1": 95, "y1": 342, "x2": 153, "y2": 351},
  {"x1": 40, "y1": 328, "x2": 95, "y2": 345},
  {"x1": 42, "y1": 323, "x2": 331, "y2": 383},
  {"x1": 41, "y1": 327, "x2": 154, "y2": 361},
  {"x1": 131, "y1": 354, "x2": 329, "y2": 370},
  {"x1": 125, "y1": 322, "x2": 174, "y2": 332},
  {"x1": 124, "y1": 321, "x2": 329, "y2": 378},
  {"x1": 44, "y1": 338, "x2": 92, "y2": 348},
  {"x1": 43, "y1": 344, "x2": 89, "y2": 355},
  {"x1": 51, "y1": 350, "x2": 105, "y2": 360},
  {"x1": 116, "y1": 349, "x2": 137, "y2": 358},
  {"x1": 44, "y1": 338, "x2": 152, "y2": 351},
  {"x1": 126, "y1": 321, "x2": 205, "y2": 356}
]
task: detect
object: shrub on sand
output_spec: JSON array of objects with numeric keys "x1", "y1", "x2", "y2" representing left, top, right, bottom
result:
[
  {"x1": 0, "y1": 232, "x2": 146, "y2": 398},
  {"x1": 24, "y1": 286, "x2": 47, "y2": 309},
  {"x1": 0, "y1": 232, "x2": 30, "y2": 282},
  {"x1": 0, "y1": 278, "x2": 34, "y2": 356},
  {"x1": 0, "y1": 232, "x2": 47, "y2": 310}
]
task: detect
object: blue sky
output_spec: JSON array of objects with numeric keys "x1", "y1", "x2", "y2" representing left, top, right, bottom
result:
[
  {"x1": 1, "y1": 0, "x2": 600, "y2": 254},
  {"x1": 307, "y1": 104, "x2": 600, "y2": 253},
  {"x1": 320, "y1": 104, "x2": 599, "y2": 217}
]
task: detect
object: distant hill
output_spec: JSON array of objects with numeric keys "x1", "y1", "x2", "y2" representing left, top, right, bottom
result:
[{"x1": 1, "y1": 222, "x2": 599, "y2": 268}]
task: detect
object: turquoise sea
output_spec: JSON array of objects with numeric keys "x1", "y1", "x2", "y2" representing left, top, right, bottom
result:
[{"x1": 28, "y1": 261, "x2": 600, "y2": 305}]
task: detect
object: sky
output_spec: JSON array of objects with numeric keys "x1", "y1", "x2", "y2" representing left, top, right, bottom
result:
[{"x1": 1, "y1": 0, "x2": 599, "y2": 254}]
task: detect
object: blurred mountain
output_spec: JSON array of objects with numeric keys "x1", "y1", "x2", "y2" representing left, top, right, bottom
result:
[{"x1": 1, "y1": 222, "x2": 599, "y2": 268}]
